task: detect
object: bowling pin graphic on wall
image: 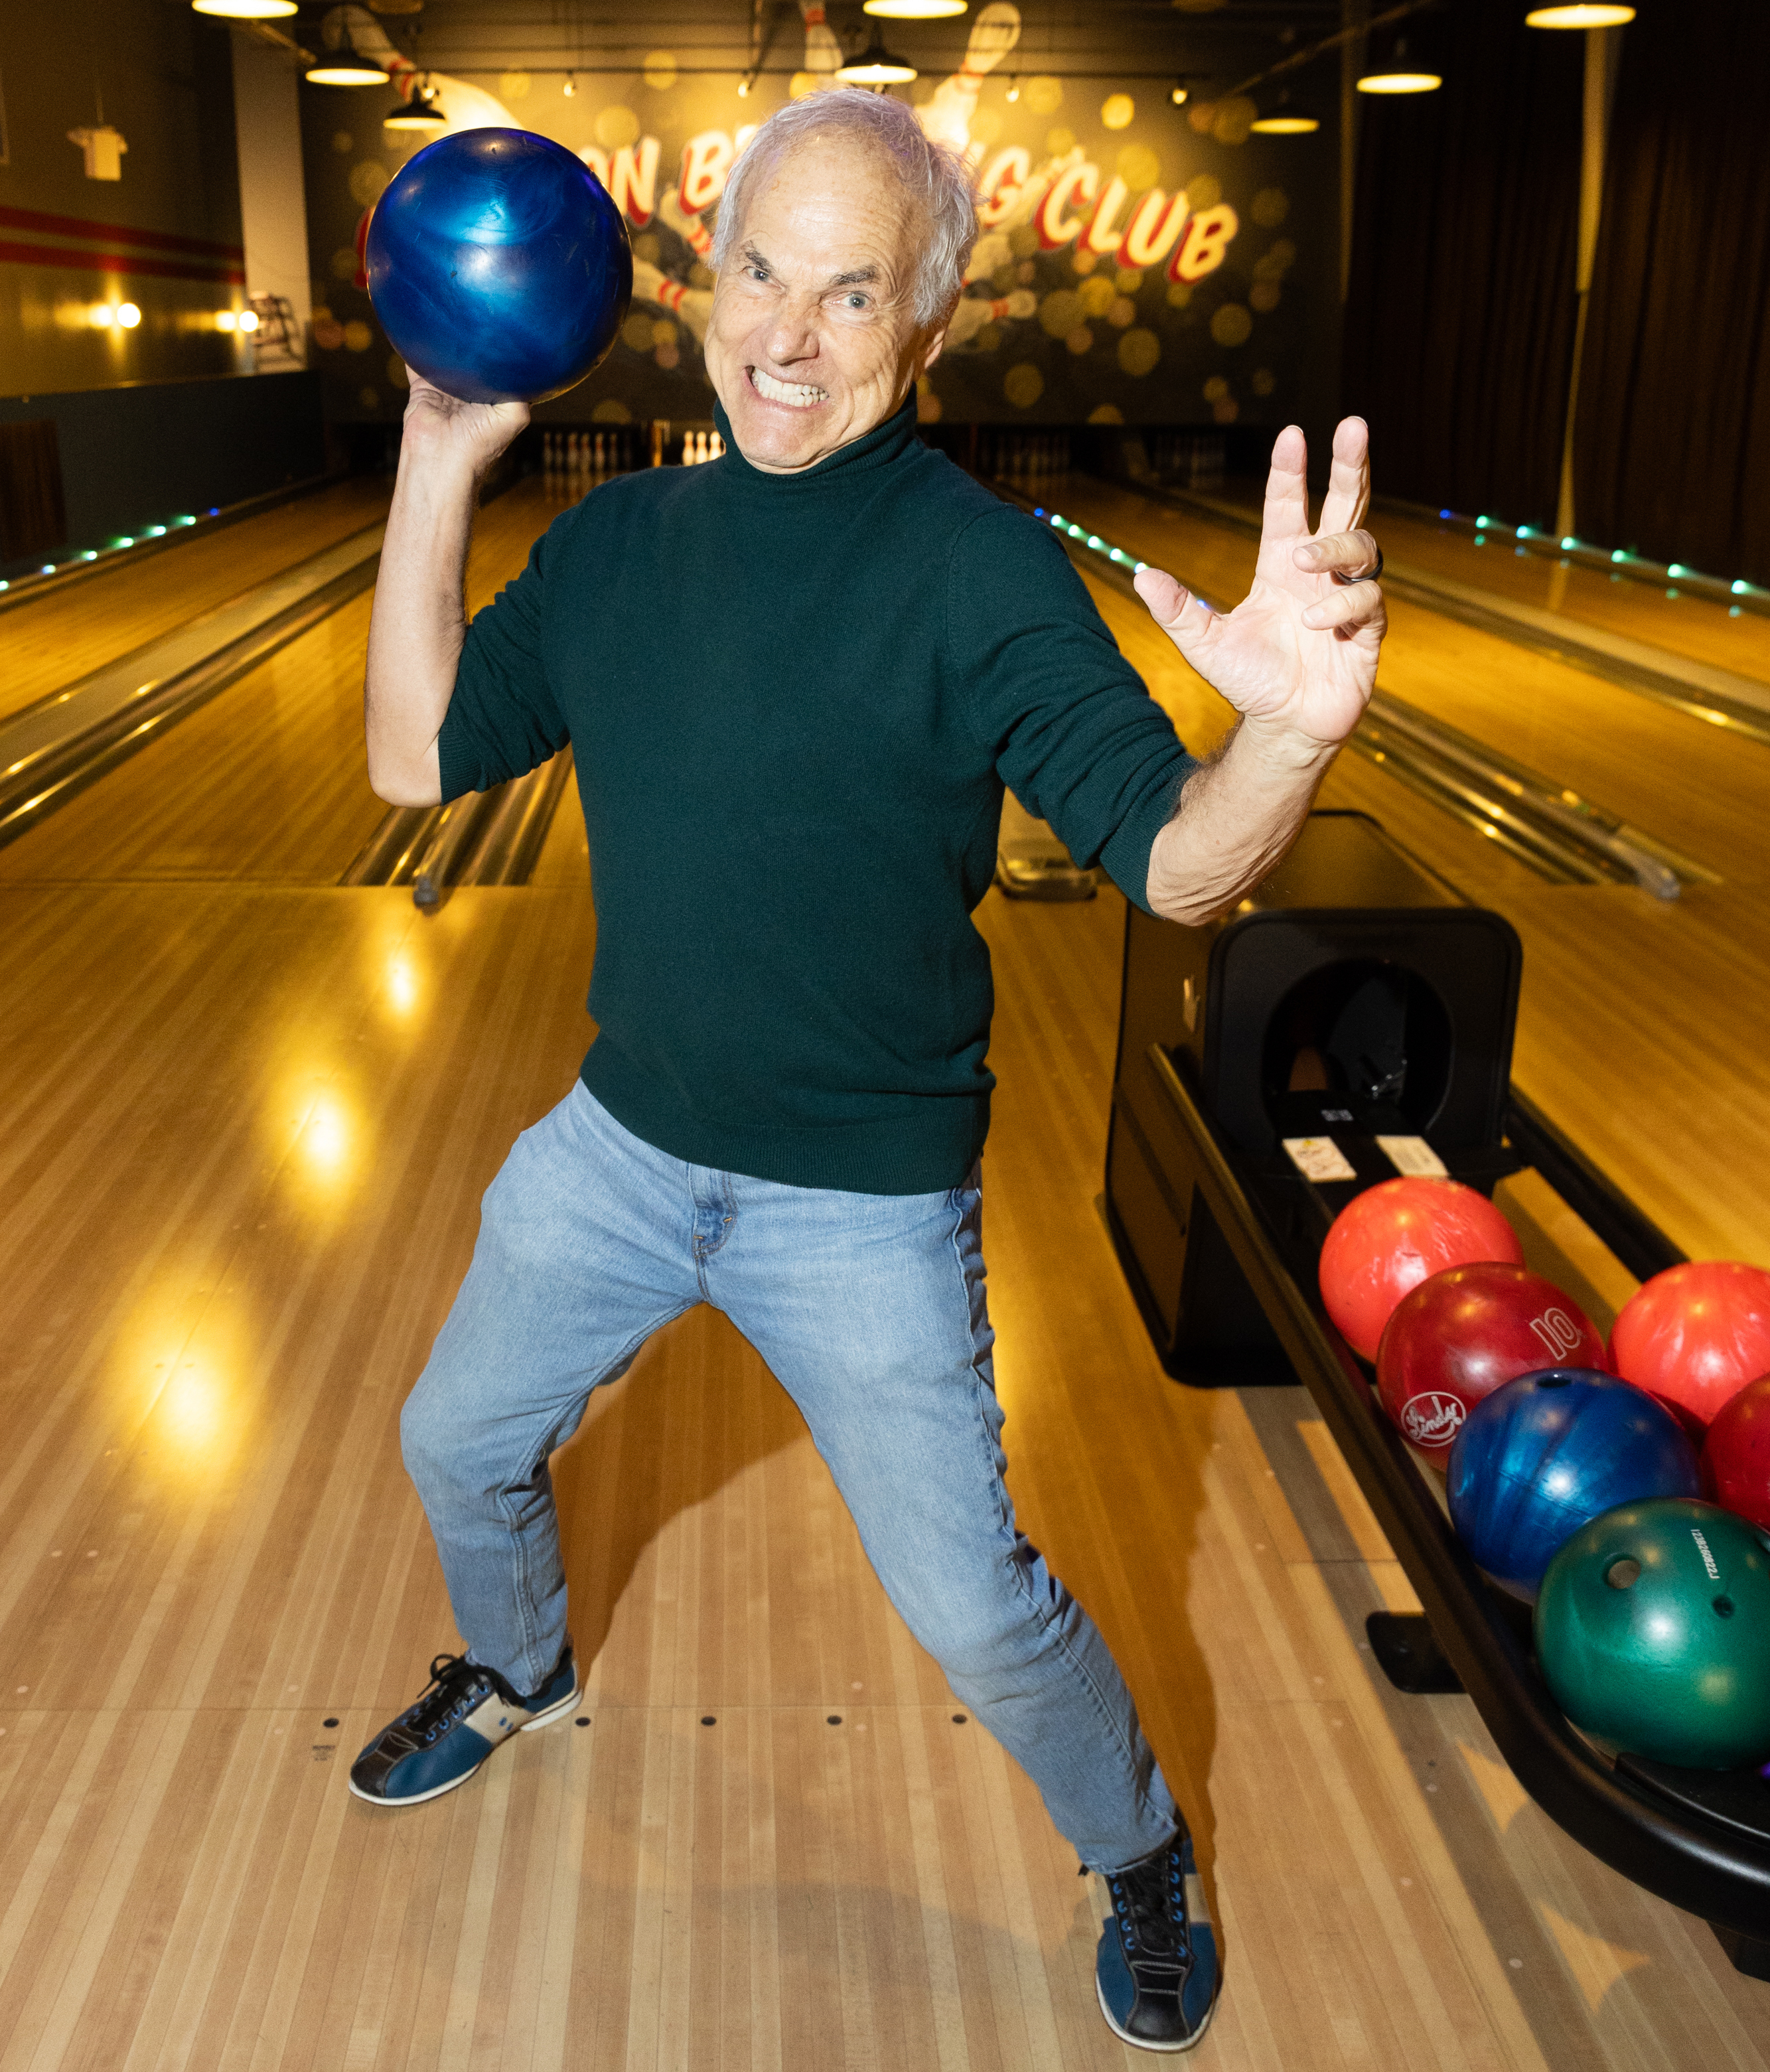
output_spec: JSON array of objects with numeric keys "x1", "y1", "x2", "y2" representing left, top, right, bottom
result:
[{"x1": 917, "y1": 4, "x2": 1021, "y2": 155}]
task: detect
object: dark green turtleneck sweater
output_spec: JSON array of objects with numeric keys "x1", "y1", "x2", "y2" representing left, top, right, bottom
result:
[{"x1": 439, "y1": 397, "x2": 1195, "y2": 1194}]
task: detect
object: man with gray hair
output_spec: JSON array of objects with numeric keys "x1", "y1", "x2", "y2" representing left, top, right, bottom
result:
[{"x1": 352, "y1": 88, "x2": 1386, "y2": 2054}]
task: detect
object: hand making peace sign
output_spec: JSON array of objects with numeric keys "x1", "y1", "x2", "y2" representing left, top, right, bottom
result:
[{"x1": 1133, "y1": 417, "x2": 1386, "y2": 750}]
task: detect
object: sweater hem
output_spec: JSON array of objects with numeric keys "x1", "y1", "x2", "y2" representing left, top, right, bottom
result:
[{"x1": 580, "y1": 1049, "x2": 989, "y2": 1197}]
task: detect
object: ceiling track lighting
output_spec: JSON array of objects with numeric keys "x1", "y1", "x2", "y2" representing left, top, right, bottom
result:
[
  {"x1": 834, "y1": 33, "x2": 918, "y2": 86},
  {"x1": 1169, "y1": 82, "x2": 1190, "y2": 107},
  {"x1": 191, "y1": 1, "x2": 298, "y2": 17}
]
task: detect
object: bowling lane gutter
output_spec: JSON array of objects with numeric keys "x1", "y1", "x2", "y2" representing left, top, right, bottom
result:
[
  {"x1": 0, "y1": 525, "x2": 385, "y2": 851},
  {"x1": 985, "y1": 479, "x2": 1702, "y2": 901},
  {"x1": 1121, "y1": 475, "x2": 1770, "y2": 750}
]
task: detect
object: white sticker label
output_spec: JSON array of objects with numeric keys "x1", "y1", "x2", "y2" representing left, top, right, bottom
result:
[
  {"x1": 1284, "y1": 1136, "x2": 1358, "y2": 1184},
  {"x1": 1377, "y1": 1135, "x2": 1448, "y2": 1179}
]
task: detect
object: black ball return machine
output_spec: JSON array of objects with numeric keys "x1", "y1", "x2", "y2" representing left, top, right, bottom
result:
[{"x1": 1104, "y1": 810, "x2": 1770, "y2": 1977}]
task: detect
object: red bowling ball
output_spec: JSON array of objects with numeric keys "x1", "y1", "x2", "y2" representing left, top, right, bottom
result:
[
  {"x1": 1376, "y1": 1262, "x2": 1606, "y2": 1465},
  {"x1": 1609, "y1": 1260, "x2": 1770, "y2": 1429},
  {"x1": 1701, "y1": 1371, "x2": 1770, "y2": 1529},
  {"x1": 1319, "y1": 1178, "x2": 1524, "y2": 1361}
]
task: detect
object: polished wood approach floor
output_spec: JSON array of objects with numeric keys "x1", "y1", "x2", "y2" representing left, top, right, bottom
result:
[
  {"x1": 2, "y1": 877, "x2": 1766, "y2": 2070},
  {"x1": 1, "y1": 469, "x2": 1768, "y2": 2069},
  {"x1": 1064, "y1": 489, "x2": 1770, "y2": 1267},
  {"x1": 0, "y1": 482, "x2": 556, "y2": 889},
  {"x1": 1, "y1": 480, "x2": 395, "y2": 723}
]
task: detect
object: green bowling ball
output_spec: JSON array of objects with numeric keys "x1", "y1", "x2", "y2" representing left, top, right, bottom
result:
[{"x1": 1534, "y1": 1497, "x2": 1770, "y2": 1770}]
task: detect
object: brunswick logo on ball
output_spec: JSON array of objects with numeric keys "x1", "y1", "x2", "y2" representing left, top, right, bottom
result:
[{"x1": 1401, "y1": 1392, "x2": 1465, "y2": 1447}]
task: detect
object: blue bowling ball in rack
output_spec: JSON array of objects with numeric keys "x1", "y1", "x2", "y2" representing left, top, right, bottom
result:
[
  {"x1": 366, "y1": 127, "x2": 632, "y2": 406},
  {"x1": 1446, "y1": 1368, "x2": 1700, "y2": 1601}
]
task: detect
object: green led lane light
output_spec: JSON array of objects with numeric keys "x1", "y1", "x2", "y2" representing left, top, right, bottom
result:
[
  {"x1": 1560, "y1": 536, "x2": 1578, "y2": 549},
  {"x1": 82, "y1": 550, "x2": 97, "y2": 561}
]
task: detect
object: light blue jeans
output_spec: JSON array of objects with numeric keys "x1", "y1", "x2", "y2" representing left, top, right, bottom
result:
[{"x1": 401, "y1": 1081, "x2": 1177, "y2": 1870}]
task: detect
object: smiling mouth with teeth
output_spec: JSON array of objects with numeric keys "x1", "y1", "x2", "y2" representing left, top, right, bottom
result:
[{"x1": 749, "y1": 366, "x2": 828, "y2": 409}]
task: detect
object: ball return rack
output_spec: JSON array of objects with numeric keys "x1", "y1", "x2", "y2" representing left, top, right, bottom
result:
[{"x1": 1104, "y1": 811, "x2": 1770, "y2": 1976}]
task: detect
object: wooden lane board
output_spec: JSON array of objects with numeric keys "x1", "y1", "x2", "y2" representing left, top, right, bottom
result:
[
  {"x1": 1, "y1": 871, "x2": 1765, "y2": 2066},
  {"x1": 1367, "y1": 506, "x2": 1770, "y2": 693},
  {"x1": 1065, "y1": 475, "x2": 1770, "y2": 696},
  {"x1": 0, "y1": 479, "x2": 394, "y2": 726},
  {"x1": 1052, "y1": 482, "x2": 1770, "y2": 888},
  {"x1": 0, "y1": 481, "x2": 557, "y2": 889}
]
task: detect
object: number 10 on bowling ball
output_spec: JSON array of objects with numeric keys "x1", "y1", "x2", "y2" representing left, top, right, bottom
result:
[{"x1": 1376, "y1": 1262, "x2": 1607, "y2": 1465}]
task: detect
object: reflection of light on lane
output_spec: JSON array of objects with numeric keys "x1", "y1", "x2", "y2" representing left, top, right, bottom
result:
[
  {"x1": 111, "y1": 1280, "x2": 250, "y2": 1481},
  {"x1": 386, "y1": 954, "x2": 418, "y2": 1018},
  {"x1": 300, "y1": 1092, "x2": 356, "y2": 1189},
  {"x1": 161, "y1": 1359, "x2": 230, "y2": 1459}
]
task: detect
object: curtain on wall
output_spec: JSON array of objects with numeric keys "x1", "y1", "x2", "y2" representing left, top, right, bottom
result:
[
  {"x1": 1572, "y1": 2, "x2": 1770, "y2": 585},
  {"x1": 1340, "y1": 10, "x2": 1583, "y2": 526}
]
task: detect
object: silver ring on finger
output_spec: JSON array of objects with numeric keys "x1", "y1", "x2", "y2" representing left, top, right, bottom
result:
[{"x1": 1333, "y1": 546, "x2": 1383, "y2": 585}]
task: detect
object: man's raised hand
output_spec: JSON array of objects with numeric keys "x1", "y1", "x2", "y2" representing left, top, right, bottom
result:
[
  {"x1": 1132, "y1": 417, "x2": 1386, "y2": 755},
  {"x1": 399, "y1": 368, "x2": 530, "y2": 482}
]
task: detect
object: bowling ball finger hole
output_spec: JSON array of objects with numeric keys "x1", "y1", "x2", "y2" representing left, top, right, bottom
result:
[
  {"x1": 1713, "y1": 1595, "x2": 1735, "y2": 1618},
  {"x1": 1605, "y1": 1557, "x2": 1641, "y2": 1590}
]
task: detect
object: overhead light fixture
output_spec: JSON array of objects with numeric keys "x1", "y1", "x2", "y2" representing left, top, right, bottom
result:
[
  {"x1": 305, "y1": 32, "x2": 392, "y2": 86},
  {"x1": 1525, "y1": 5, "x2": 1635, "y2": 23},
  {"x1": 1250, "y1": 93, "x2": 1317, "y2": 132},
  {"x1": 384, "y1": 78, "x2": 446, "y2": 128},
  {"x1": 192, "y1": 1, "x2": 298, "y2": 17},
  {"x1": 1005, "y1": 75, "x2": 1021, "y2": 102},
  {"x1": 1357, "y1": 38, "x2": 1441, "y2": 94},
  {"x1": 865, "y1": 1, "x2": 967, "y2": 15},
  {"x1": 562, "y1": 72, "x2": 577, "y2": 98},
  {"x1": 116, "y1": 303, "x2": 141, "y2": 328},
  {"x1": 835, "y1": 34, "x2": 918, "y2": 86},
  {"x1": 1170, "y1": 82, "x2": 1189, "y2": 107}
]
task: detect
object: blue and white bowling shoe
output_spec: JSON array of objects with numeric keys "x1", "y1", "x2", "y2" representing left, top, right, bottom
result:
[
  {"x1": 1094, "y1": 1826, "x2": 1220, "y2": 2052},
  {"x1": 349, "y1": 1648, "x2": 579, "y2": 1806}
]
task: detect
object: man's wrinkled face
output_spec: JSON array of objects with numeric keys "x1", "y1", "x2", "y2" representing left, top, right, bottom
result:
[{"x1": 703, "y1": 131, "x2": 950, "y2": 473}]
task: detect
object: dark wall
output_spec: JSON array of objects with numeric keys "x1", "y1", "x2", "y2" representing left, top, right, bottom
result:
[
  {"x1": 0, "y1": 372, "x2": 323, "y2": 574},
  {"x1": 0, "y1": 0, "x2": 246, "y2": 394},
  {"x1": 1572, "y1": 1, "x2": 1770, "y2": 585},
  {"x1": 1340, "y1": 6, "x2": 1583, "y2": 528}
]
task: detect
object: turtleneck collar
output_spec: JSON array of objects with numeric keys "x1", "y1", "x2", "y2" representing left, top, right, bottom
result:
[{"x1": 709, "y1": 392, "x2": 922, "y2": 491}]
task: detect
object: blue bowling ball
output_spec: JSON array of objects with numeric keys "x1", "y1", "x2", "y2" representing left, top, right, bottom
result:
[
  {"x1": 366, "y1": 127, "x2": 632, "y2": 405},
  {"x1": 1447, "y1": 1368, "x2": 1700, "y2": 1601}
]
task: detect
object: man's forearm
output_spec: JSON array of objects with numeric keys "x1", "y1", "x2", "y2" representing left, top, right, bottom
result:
[
  {"x1": 363, "y1": 454, "x2": 480, "y2": 806},
  {"x1": 1145, "y1": 719, "x2": 1337, "y2": 926}
]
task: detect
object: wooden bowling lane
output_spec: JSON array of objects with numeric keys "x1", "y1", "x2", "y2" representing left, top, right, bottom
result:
[
  {"x1": 1051, "y1": 479, "x2": 1770, "y2": 887},
  {"x1": 1, "y1": 858, "x2": 1765, "y2": 2067},
  {"x1": 0, "y1": 478, "x2": 394, "y2": 725},
  {"x1": 0, "y1": 479, "x2": 555, "y2": 889},
  {"x1": 1367, "y1": 504, "x2": 1770, "y2": 692}
]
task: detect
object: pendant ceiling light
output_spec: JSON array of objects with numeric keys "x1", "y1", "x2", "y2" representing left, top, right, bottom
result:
[
  {"x1": 865, "y1": 1, "x2": 967, "y2": 16},
  {"x1": 1525, "y1": 5, "x2": 1635, "y2": 24},
  {"x1": 1250, "y1": 94, "x2": 1320, "y2": 133},
  {"x1": 192, "y1": 0, "x2": 297, "y2": 15},
  {"x1": 384, "y1": 78, "x2": 446, "y2": 129},
  {"x1": 307, "y1": 44, "x2": 392, "y2": 86},
  {"x1": 1357, "y1": 35, "x2": 1441, "y2": 94},
  {"x1": 836, "y1": 35, "x2": 918, "y2": 85}
]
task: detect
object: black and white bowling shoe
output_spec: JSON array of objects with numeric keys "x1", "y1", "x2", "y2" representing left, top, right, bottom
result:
[
  {"x1": 349, "y1": 1647, "x2": 579, "y2": 1806},
  {"x1": 1094, "y1": 1826, "x2": 1220, "y2": 2052}
]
